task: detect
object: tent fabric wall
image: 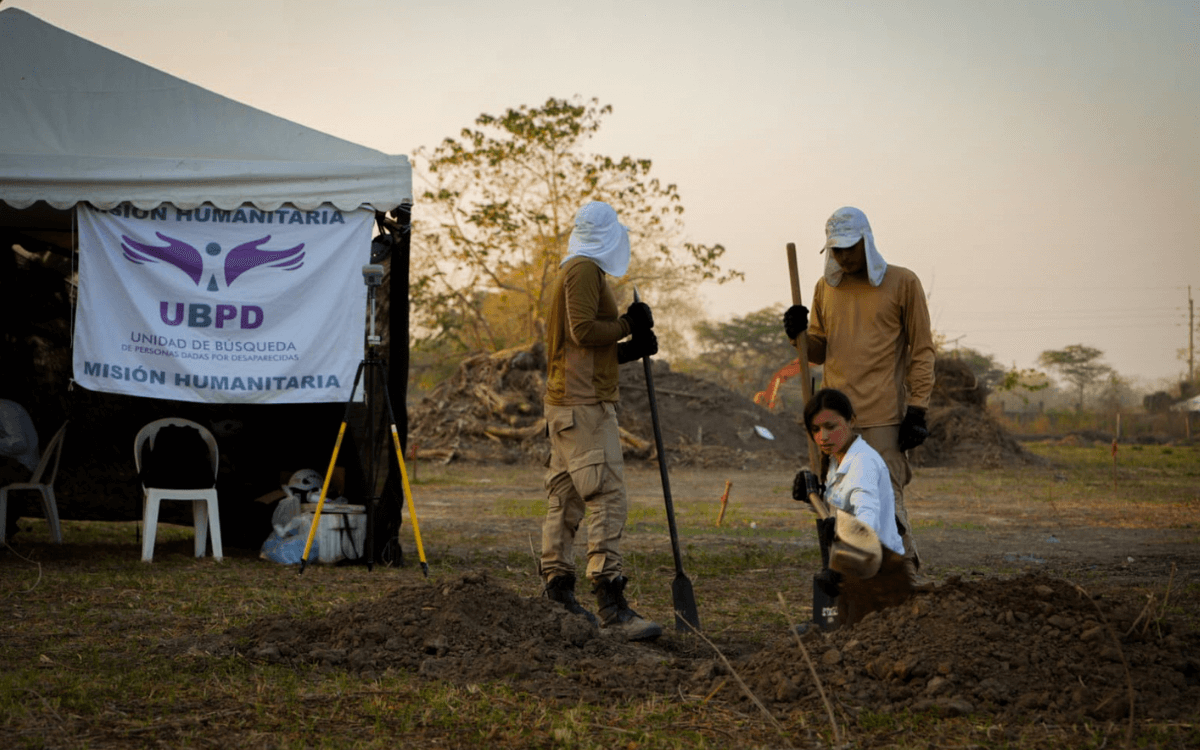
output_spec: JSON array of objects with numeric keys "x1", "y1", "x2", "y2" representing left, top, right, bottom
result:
[{"x1": 0, "y1": 8, "x2": 411, "y2": 213}]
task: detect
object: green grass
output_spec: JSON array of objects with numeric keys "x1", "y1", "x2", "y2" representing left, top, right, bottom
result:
[
  {"x1": 13, "y1": 518, "x2": 197, "y2": 547},
  {"x1": 1027, "y1": 441, "x2": 1200, "y2": 476},
  {"x1": 493, "y1": 497, "x2": 544, "y2": 517},
  {"x1": 3, "y1": 441, "x2": 1199, "y2": 748}
]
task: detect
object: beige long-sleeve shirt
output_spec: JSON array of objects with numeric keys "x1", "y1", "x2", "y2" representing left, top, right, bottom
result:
[
  {"x1": 544, "y1": 256, "x2": 631, "y2": 405},
  {"x1": 806, "y1": 265, "x2": 935, "y2": 428}
]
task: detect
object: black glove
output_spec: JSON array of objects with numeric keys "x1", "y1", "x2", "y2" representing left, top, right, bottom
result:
[
  {"x1": 620, "y1": 301, "x2": 654, "y2": 335},
  {"x1": 617, "y1": 330, "x2": 658, "y2": 364},
  {"x1": 792, "y1": 470, "x2": 823, "y2": 505},
  {"x1": 898, "y1": 406, "x2": 929, "y2": 452},
  {"x1": 815, "y1": 568, "x2": 843, "y2": 598},
  {"x1": 783, "y1": 304, "x2": 808, "y2": 340}
]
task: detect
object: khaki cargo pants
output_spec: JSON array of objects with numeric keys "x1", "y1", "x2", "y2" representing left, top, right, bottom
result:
[
  {"x1": 540, "y1": 401, "x2": 627, "y2": 584},
  {"x1": 859, "y1": 425, "x2": 921, "y2": 571}
]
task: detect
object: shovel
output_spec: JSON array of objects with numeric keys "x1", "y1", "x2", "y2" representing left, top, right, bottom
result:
[
  {"x1": 806, "y1": 478, "x2": 915, "y2": 626},
  {"x1": 786, "y1": 242, "x2": 822, "y2": 474},
  {"x1": 804, "y1": 480, "x2": 884, "y2": 579},
  {"x1": 634, "y1": 288, "x2": 701, "y2": 632}
]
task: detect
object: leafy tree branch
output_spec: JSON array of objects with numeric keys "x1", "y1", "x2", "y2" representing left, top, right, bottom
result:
[{"x1": 411, "y1": 96, "x2": 742, "y2": 355}]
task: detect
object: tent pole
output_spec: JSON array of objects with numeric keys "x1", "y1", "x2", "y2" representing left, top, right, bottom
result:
[
  {"x1": 387, "y1": 202, "x2": 411, "y2": 452},
  {"x1": 381, "y1": 202, "x2": 412, "y2": 565}
]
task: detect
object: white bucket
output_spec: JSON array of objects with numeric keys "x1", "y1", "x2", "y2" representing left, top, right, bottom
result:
[{"x1": 299, "y1": 503, "x2": 367, "y2": 564}]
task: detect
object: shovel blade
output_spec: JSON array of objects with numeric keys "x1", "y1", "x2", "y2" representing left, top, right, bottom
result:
[{"x1": 672, "y1": 573, "x2": 701, "y2": 633}]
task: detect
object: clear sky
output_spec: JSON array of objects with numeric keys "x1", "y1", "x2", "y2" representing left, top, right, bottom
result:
[{"x1": 9, "y1": 0, "x2": 1199, "y2": 389}]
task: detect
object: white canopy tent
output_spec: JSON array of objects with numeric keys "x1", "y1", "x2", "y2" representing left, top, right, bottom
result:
[
  {"x1": 0, "y1": 7, "x2": 416, "y2": 543},
  {"x1": 0, "y1": 7, "x2": 411, "y2": 217}
]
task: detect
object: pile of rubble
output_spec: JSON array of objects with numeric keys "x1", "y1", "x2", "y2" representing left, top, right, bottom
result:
[
  {"x1": 911, "y1": 357, "x2": 1043, "y2": 468},
  {"x1": 407, "y1": 343, "x2": 806, "y2": 469},
  {"x1": 407, "y1": 344, "x2": 551, "y2": 466},
  {"x1": 408, "y1": 344, "x2": 1036, "y2": 470}
]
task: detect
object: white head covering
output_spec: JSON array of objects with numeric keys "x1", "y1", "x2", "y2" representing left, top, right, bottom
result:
[
  {"x1": 821, "y1": 206, "x2": 887, "y2": 287},
  {"x1": 563, "y1": 201, "x2": 631, "y2": 278}
]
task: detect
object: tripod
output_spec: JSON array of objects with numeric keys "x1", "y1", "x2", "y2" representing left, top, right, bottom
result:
[{"x1": 298, "y1": 264, "x2": 428, "y2": 576}]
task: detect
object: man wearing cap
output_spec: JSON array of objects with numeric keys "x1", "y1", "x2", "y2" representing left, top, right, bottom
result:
[
  {"x1": 783, "y1": 206, "x2": 935, "y2": 576},
  {"x1": 539, "y1": 200, "x2": 662, "y2": 641}
]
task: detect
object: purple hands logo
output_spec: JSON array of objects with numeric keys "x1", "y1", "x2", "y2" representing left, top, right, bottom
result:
[{"x1": 121, "y1": 233, "x2": 305, "y2": 291}]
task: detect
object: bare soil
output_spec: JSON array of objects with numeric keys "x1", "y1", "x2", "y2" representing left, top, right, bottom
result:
[
  {"x1": 173, "y1": 462, "x2": 1200, "y2": 729},
  {"x1": 7, "y1": 348, "x2": 1198, "y2": 744}
]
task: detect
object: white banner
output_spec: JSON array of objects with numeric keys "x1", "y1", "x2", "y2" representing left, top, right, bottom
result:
[{"x1": 73, "y1": 203, "x2": 371, "y2": 404}]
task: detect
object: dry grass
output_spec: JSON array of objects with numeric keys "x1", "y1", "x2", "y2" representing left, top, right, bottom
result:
[{"x1": 2, "y1": 442, "x2": 1198, "y2": 749}]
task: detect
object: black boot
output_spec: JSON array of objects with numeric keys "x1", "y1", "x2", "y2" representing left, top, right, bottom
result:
[
  {"x1": 544, "y1": 574, "x2": 598, "y2": 627},
  {"x1": 593, "y1": 576, "x2": 662, "y2": 641}
]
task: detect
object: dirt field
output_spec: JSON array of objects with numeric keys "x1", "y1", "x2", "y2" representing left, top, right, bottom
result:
[
  {"x1": 3, "y1": 444, "x2": 1199, "y2": 748},
  {"x1": 335, "y1": 459, "x2": 1200, "y2": 719}
]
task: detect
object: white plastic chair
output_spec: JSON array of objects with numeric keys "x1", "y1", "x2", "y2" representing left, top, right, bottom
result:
[
  {"x1": 134, "y1": 418, "x2": 222, "y2": 562},
  {"x1": 0, "y1": 420, "x2": 67, "y2": 545}
]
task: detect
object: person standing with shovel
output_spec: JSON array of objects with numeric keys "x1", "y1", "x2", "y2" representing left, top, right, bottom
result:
[
  {"x1": 539, "y1": 200, "x2": 662, "y2": 641},
  {"x1": 784, "y1": 206, "x2": 935, "y2": 579}
]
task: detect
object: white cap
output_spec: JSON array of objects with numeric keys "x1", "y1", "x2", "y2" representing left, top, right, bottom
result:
[
  {"x1": 822, "y1": 206, "x2": 871, "y2": 252},
  {"x1": 820, "y1": 206, "x2": 888, "y2": 287}
]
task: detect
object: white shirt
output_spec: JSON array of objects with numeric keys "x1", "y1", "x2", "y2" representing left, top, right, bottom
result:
[{"x1": 824, "y1": 434, "x2": 905, "y2": 555}]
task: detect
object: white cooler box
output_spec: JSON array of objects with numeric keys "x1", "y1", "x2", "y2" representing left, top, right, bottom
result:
[{"x1": 299, "y1": 503, "x2": 367, "y2": 564}]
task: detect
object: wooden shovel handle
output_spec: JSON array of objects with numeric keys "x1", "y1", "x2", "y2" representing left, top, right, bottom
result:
[
  {"x1": 787, "y1": 245, "x2": 803, "y2": 309},
  {"x1": 807, "y1": 492, "x2": 833, "y2": 520},
  {"x1": 786, "y1": 243, "x2": 823, "y2": 473}
]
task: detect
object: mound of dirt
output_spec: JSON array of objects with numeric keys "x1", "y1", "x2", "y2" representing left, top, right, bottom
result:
[
  {"x1": 191, "y1": 572, "x2": 1198, "y2": 723},
  {"x1": 728, "y1": 573, "x2": 1198, "y2": 723},
  {"x1": 911, "y1": 358, "x2": 1044, "y2": 469},
  {"x1": 617, "y1": 359, "x2": 807, "y2": 469},
  {"x1": 408, "y1": 346, "x2": 1043, "y2": 471},
  {"x1": 407, "y1": 343, "x2": 805, "y2": 469}
]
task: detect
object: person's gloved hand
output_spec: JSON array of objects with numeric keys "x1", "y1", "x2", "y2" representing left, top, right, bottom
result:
[
  {"x1": 620, "y1": 301, "x2": 654, "y2": 335},
  {"x1": 783, "y1": 304, "x2": 808, "y2": 340},
  {"x1": 792, "y1": 470, "x2": 822, "y2": 505},
  {"x1": 617, "y1": 330, "x2": 658, "y2": 364},
  {"x1": 815, "y1": 568, "x2": 843, "y2": 598},
  {"x1": 898, "y1": 406, "x2": 929, "y2": 451}
]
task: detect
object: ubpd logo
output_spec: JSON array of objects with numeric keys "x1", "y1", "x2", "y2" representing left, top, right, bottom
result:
[{"x1": 122, "y1": 232, "x2": 305, "y2": 329}]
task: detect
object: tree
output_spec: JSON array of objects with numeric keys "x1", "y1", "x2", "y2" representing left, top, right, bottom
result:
[
  {"x1": 1097, "y1": 371, "x2": 1133, "y2": 416},
  {"x1": 411, "y1": 96, "x2": 741, "y2": 355},
  {"x1": 688, "y1": 305, "x2": 800, "y2": 402},
  {"x1": 1143, "y1": 390, "x2": 1174, "y2": 413},
  {"x1": 1037, "y1": 344, "x2": 1113, "y2": 412},
  {"x1": 948, "y1": 347, "x2": 1006, "y2": 391},
  {"x1": 996, "y1": 365, "x2": 1051, "y2": 397}
]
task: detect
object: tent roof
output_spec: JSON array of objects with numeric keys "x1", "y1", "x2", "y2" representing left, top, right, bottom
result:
[
  {"x1": 1172, "y1": 394, "x2": 1200, "y2": 413},
  {"x1": 0, "y1": 8, "x2": 411, "y2": 215}
]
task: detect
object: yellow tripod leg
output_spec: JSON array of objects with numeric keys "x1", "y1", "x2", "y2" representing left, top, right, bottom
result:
[
  {"x1": 390, "y1": 424, "x2": 428, "y2": 577},
  {"x1": 298, "y1": 422, "x2": 347, "y2": 574}
]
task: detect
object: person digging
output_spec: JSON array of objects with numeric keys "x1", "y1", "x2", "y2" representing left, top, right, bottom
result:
[
  {"x1": 792, "y1": 388, "x2": 914, "y2": 633},
  {"x1": 538, "y1": 200, "x2": 663, "y2": 642},
  {"x1": 783, "y1": 206, "x2": 935, "y2": 581}
]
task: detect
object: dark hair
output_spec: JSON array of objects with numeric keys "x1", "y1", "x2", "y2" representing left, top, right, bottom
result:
[{"x1": 803, "y1": 388, "x2": 855, "y2": 434}]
